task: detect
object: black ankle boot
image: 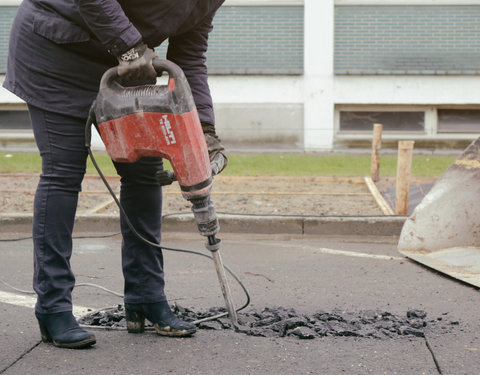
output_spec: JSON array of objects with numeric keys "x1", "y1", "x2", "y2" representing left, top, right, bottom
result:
[
  {"x1": 35, "y1": 311, "x2": 96, "y2": 349},
  {"x1": 125, "y1": 301, "x2": 197, "y2": 337}
]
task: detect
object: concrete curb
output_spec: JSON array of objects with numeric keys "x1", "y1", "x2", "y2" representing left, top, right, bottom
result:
[{"x1": 0, "y1": 213, "x2": 407, "y2": 236}]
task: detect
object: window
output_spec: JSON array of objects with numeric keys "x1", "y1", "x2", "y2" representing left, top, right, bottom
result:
[
  {"x1": 437, "y1": 109, "x2": 480, "y2": 134},
  {"x1": 0, "y1": 110, "x2": 31, "y2": 130},
  {"x1": 339, "y1": 111, "x2": 424, "y2": 132}
]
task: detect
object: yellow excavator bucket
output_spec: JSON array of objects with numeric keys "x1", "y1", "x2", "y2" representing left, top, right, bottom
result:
[{"x1": 398, "y1": 137, "x2": 480, "y2": 288}]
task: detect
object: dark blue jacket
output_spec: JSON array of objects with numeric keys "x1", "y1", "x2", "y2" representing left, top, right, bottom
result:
[{"x1": 3, "y1": 0, "x2": 224, "y2": 123}]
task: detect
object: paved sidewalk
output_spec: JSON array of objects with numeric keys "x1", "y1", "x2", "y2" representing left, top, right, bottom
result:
[{"x1": 1, "y1": 232, "x2": 479, "y2": 374}]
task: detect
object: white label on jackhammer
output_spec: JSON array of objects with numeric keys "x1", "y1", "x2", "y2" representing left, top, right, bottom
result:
[{"x1": 160, "y1": 115, "x2": 176, "y2": 145}]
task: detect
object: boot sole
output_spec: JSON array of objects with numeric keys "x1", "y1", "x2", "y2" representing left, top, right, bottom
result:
[
  {"x1": 51, "y1": 337, "x2": 97, "y2": 349},
  {"x1": 41, "y1": 334, "x2": 96, "y2": 349},
  {"x1": 153, "y1": 324, "x2": 197, "y2": 337},
  {"x1": 39, "y1": 323, "x2": 96, "y2": 349},
  {"x1": 125, "y1": 307, "x2": 197, "y2": 337}
]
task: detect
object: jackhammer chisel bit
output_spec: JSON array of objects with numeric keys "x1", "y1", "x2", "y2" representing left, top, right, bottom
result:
[
  {"x1": 191, "y1": 197, "x2": 239, "y2": 330},
  {"x1": 205, "y1": 236, "x2": 239, "y2": 330}
]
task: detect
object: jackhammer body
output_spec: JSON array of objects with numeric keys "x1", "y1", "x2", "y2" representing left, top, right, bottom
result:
[{"x1": 89, "y1": 59, "x2": 238, "y2": 328}]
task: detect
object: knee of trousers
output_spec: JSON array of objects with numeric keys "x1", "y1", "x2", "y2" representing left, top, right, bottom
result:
[
  {"x1": 38, "y1": 172, "x2": 86, "y2": 193},
  {"x1": 114, "y1": 157, "x2": 164, "y2": 187}
]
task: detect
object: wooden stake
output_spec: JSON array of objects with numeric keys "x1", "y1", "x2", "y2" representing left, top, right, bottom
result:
[
  {"x1": 364, "y1": 176, "x2": 394, "y2": 215},
  {"x1": 395, "y1": 140, "x2": 415, "y2": 215},
  {"x1": 371, "y1": 123, "x2": 383, "y2": 182}
]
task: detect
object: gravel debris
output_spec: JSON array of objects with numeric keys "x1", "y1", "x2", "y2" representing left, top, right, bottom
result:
[{"x1": 79, "y1": 305, "x2": 453, "y2": 340}]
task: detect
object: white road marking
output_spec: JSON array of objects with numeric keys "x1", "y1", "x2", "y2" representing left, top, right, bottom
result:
[
  {"x1": 273, "y1": 243, "x2": 403, "y2": 261},
  {"x1": 0, "y1": 290, "x2": 93, "y2": 317},
  {"x1": 312, "y1": 247, "x2": 403, "y2": 261}
]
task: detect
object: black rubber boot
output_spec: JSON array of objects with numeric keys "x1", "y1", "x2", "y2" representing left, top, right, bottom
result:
[
  {"x1": 35, "y1": 311, "x2": 96, "y2": 349},
  {"x1": 125, "y1": 301, "x2": 197, "y2": 337}
]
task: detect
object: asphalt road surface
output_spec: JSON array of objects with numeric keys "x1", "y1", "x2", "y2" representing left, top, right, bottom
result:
[{"x1": 1, "y1": 232, "x2": 478, "y2": 375}]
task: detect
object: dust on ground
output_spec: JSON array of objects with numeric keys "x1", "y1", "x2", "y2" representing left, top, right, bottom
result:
[
  {"x1": 0, "y1": 174, "x2": 386, "y2": 216},
  {"x1": 0, "y1": 174, "x2": 435, "y2": 217}
]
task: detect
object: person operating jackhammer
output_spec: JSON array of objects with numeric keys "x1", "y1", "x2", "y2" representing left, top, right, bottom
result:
[{"x1": 3, "y1": 0, "x2": 227, "y2": 349}]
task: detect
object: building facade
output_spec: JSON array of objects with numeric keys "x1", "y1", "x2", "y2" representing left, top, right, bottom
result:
[{"x1": 1, "y1": 0, "x2": 480, "y2": 151}]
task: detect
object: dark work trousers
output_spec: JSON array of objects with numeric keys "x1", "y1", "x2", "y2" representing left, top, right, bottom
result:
[{"x1": 28, "y1": 104, "x2": 166, "y2": 314}]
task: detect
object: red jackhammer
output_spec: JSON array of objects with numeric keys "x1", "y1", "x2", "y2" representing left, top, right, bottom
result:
[{"x1": 85, "y1": 59, "x2": 239, "y2": 329}]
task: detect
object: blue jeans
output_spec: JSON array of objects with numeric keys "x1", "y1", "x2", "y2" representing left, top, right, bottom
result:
[{"x1": 29, "y1": 104, "x2": 166, "y2": 314}]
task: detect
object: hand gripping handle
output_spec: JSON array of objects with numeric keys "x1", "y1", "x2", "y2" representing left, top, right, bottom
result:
[{"x1": 98, "y1": 58, "x2": 189, "y2": 94}]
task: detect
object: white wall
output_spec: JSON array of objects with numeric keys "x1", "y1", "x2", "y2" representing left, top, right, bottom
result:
[
  {"x1": 3, "y1": 0, "x2": 480, "y2": 151},
  {"x1": 0, "y1": 76, "x2": 23, "y2": 104},
  {"x1": 0, "y1": 0, "x2": 329, "y2": 150},
  {"x1": 303, "y1": 0, "x2": 335, "y2": 150},
  {"x1": 209, "y1": 0, "x2": 335, "y2": 150},
  {"x1": 335, "y1": 75, "x2": 480, "y2": 105}
]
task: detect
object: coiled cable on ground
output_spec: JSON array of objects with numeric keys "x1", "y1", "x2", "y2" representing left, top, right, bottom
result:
[{"x1": 83, "y1": 143, "x2": 251, "y2": 324}]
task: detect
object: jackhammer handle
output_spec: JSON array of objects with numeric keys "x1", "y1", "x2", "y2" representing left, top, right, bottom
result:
[
  {"x1": 152, "y1": 59, "x2": 186, "y2": 82},
  {"x1": 99, "y1": 58, "x2": 189, "y2": 93}
]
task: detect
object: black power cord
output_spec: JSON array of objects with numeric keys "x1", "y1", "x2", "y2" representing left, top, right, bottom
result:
[
  {"x1": 85, "y1": 111, "x2": 250, "y2": 323},
  {"x1": 0, "y1": 145, "x2": 251, "y2": 325},
  {"x1": 0, "y1": 115, "x2": 252, "y2": 327}
]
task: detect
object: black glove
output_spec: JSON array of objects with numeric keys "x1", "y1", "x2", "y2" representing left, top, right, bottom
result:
[
  {"x1": 117, "y1": 42, "x2": 157, "y2": 81},
  {"x1": 202, "y1": 123, "x2": 228, "y2": 176}
]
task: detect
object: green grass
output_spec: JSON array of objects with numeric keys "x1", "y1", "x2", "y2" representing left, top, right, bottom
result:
[
  {"x1": 0, "y1": 152, "x2": 456, "y2": 177},
  {"x1": 226, "y1": 154, "x2": 455, "y2": 177}
]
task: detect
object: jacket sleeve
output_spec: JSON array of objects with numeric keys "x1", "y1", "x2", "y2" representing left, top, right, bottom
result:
[
  {"x1": 75, "y1": 0, "x2": 142, "y2": 56},
  {"x1": 167, "y1": 14, "x2": 216, "y2": 126}
]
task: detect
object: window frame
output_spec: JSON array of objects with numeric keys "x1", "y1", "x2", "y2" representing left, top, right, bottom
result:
[
  {"x1": 335, "y1": 104, "x2": 480, "y2": 142},
  {"x1": 0, "y1": 104, "x2": 31, "y2": 134}
]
